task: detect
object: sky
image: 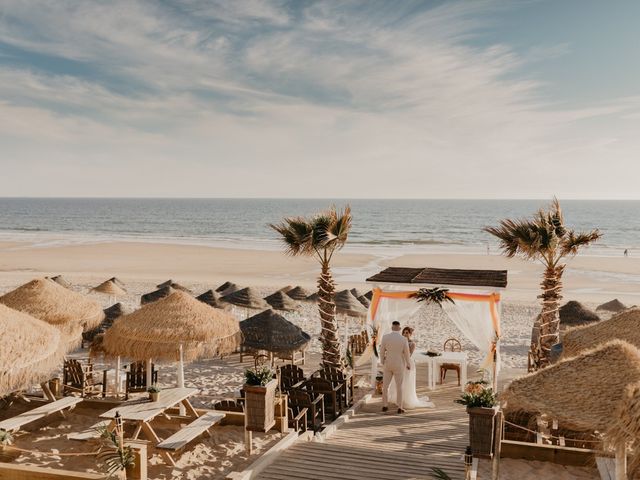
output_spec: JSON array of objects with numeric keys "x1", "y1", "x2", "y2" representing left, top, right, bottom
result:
[{"x1": 0, "y1": 0, "x2": 639, "y2": 199}]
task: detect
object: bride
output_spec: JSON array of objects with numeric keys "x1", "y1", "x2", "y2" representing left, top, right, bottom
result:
[{"x1": 388, "y1": 326, "x2": 434, "y2": 409}]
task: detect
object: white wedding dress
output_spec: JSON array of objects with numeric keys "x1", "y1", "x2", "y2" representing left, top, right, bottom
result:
[{"x1": 388, "y1": 348, "x2": 435, "y2": 409}]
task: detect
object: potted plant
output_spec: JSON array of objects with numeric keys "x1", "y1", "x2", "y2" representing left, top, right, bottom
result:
[
  {"x1": 455, "y1": 380, "x2": 498, "y2": 458},
  {"x1": 0, "y1": 429, "x2": 19, "y2": 463},
  {"x1": 147, "y1": 384, "x2": 161, "y2": 402},
  {"x1": 375, "y1": 372, "x2": 384, "y2": 395},
  {"x1": 96, "y1": 425, "x2": 135, "y2": 479},
  {"x1": 243, "y1": 366, "x2": 277, "y2": 432}
]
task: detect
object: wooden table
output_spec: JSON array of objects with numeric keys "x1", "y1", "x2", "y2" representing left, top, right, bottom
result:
[
  {"x1": 100, "y1": 387, "x2": 199, "y2": 464},
  {"x1": 416, "y1": 352, "x2": 468, "y2": 391}
]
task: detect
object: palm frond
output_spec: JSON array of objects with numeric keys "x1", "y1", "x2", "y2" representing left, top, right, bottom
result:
[
  {"x1": 430, "y1": 467, "x2": 452, "y2": 480},
  {"x1": 269, "y1": 217, "x2": 314, "y2": 256},
  {"x1": 560, "y1": 229, "x2": 602, "y2": 256},
  {"x1": 410, "y1": 287, "x2": 455, "y2": 307}
]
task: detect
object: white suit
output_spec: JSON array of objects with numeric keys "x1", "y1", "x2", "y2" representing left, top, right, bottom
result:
[{"x1": 380, "y1": 330, "x2": 412, "y2": 409}]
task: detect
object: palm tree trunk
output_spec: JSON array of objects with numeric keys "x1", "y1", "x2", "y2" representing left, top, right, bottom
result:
[
  {"x1": 534, "y1": 264, "x2": 565, "y2": 369},
  {"x1": 317, "y1": 260, "x2": 342, "y2": 368}
]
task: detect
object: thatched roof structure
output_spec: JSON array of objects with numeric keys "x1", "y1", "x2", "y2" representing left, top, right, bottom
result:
[
  {"x1": 47, "y1": 275, "x2": 73, "y2": 289},
  {"x1": 264, "y1": 291, "x2": 300, "y2": 312},
  {"x1": 306, "y1": 292, "x2": 319, "y2": 302},
  {"x1": 103, "y1": 291, "x2": 241, "y2": 362},
  {"x1": 141, "y1": 286, "x2": 174, "y2": 305},
  {"x1": 0, "y1": 278, "x2": 104, "y2": 336},
  {"x1": 357, "y1": 295, "x2": 371, "y2": 308},
  {"x1": 364, "y1": 290, "x2": 373, "y2": 301},
  {"x1": 92, "y1": 279, "x2": 127, "y2": 296},
  {"x1": 108, "y1": 277, "x2": 126, "y2": 288},
  {"x1": 216, "y1": 281, "x2": 240, "y2": 296},
  {"x1": 83, "y1": 302, "x2": 128, "y2": 345},
  {"x1": 335, "y1": 290, "x2": 367, "y2": 317},
  {"x1": 156, "y1": 280, "x2": 191, "y2": 293},
  {"x1": 597, "y1": 299, "x2": 627, "y2": 313},
  {"x1": 240, "y1": 309, "x2": 310, "y2": 354},
  {"x1": 286, "y1": 286, "x2": 312, "y2": 301},
  {"x1": 221, "y1": 287, "x2": 269, "y2": 310},
  {"x1": 559, "y1": 301, "x2": 599, "y2": 326},
  {"x1": 1, "y1": 303, "x2": 66, "y2": 397},
  {"x1": 350, "y1": 288, "x2": 365, "y2": 299},
  {"x1": 196, "y1": 289, "x2": 226, "y2": 309},
  {"x1": 562, "y1": 308, "x2": 640, "y2": 358},
  {"x1": 277, "y1": 285, "x2": 292, "y2": 293}
]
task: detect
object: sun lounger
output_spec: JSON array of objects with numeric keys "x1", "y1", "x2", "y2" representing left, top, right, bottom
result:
[
  {"x1": 156, "y1": 412, "x2": 224, "y2": 452},
  {"x1": 0, "y1": 396, "x2": 83, "y2": 433}
]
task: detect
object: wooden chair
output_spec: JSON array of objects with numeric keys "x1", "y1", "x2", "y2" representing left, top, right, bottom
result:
[
  {"x1": 213, "y1": 399, "x2": 245, "y2": 413},
  {"x1": 279, "y1": 364, "x2": 306, "y2": 394},
  {"x1": 303, "y1": 377, "x2": 342, "y2": 420},
  {"x1": 288, "y1": 388, "x2": 324, "y2": 433},
  {"x1": 125, "y1": 361, "x2": 157, "y2": 399},
  {"x1": 440, "y1": 338, "x2": 462, "y2": 386},
  {"x1": 275, "y1": 349, "x2": 306, "y2": 366},
  {"x1": 288, "y1": 406, "x2": 308, "y2": 433},
  {"x1": 317, "y1": 366, "x2": 352, "y2": 408},
  {"x1": 62, "y1": 359, "x2": 106, "y2": 398}
]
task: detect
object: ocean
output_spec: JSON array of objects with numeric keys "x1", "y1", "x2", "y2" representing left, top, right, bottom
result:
[{"x1": 0, "y1": 198, "x2": 637, "y2": 256}]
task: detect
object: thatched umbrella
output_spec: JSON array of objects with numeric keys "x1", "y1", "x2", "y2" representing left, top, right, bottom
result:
[
  {"x1": 562, "y1": 308, "x2": 640, "y2": 358},
  {"x1": 350, "y1": 288, "x2": 365, "y2": 299},
  {"x1": 108, "y1": 277, "x2": 126, "y2": 288},
  {"x1": 0, "y1": 278, "x2": 104, "y2": 342},
  {"x1": 503, "y1": 340, "x2": 640, "y2": 477},
  {"x1": 597, "y1": 299, "x2": 627, "y2": 313},
  {"x1": 286, "y1": 286, "x2": 312, "y2": 302},
  {"x1": 364, "y1": 290, "x2": 373, "y2": 301},
  {"x1": 306, "y1": 292, "x2": 319, "y2": 302},
  {"x1": 156, "y1": 280, "x2": 191, "y2": 293},
  {"x1": 83, "y1": 302, "x2": 128, "y2": 347},
  {"x1": 240, "y1": 309, "x2": 311, "y2": 355},
  {"x1": 1, "y1": 303, "x2": 66, "y2": 397},
  {"x1": 216, "y1": 281, "x2": 240, "y2": 296},
  {"x1": 103, "y1": 291, "x2": 241, "y2": 389},
  {"x1": 559, "y1": 301, "x2": 599, "y2": 327},
  {"x1": 141, "y1": 286, "x2": 174, "y2": 305},
  {"x1": 196, "y1": 289, "x2": 226, "y2": 309},
  {"x1": 92, "y1": 279, "x2": 127, "y2": 304},
  {"x1": 47, "y1": 275, "x2": 72, "y2": 289},
  {"x1": 357, "y1": 294, "x2": 371, "y2": 308},
  {"x1": 264, "y1": 291, "x2": 300, "y2": 312},
  {"x1": 221, "y1": 287, "x2": 269, "y2": 317},
  {"x1": 277, "y1": 285, "x2": 293, "y2": 293},
  {"x1": 334, "y1": 290, "x2": 367, "y2": 349}
]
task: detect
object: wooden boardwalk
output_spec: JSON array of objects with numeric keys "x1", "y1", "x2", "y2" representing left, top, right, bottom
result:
[{"x1": 258, "y1": 364, "x2": 469, "y2": 480}]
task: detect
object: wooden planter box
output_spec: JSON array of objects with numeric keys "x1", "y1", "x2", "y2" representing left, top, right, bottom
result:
[
  {"x1": 244, "y1": 379, "x2": 277, "y2": 432},
  {"x1": 467, "y1": 406, "x2": 498, "y2": 458}
]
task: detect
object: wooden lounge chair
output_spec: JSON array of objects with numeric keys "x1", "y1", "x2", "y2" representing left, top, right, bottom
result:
[
  {"x1": 275, "y1": 349, "x2": 306, "y2": 366},
  {"x1": 62, "y1": 359, "x2": 106, "y2": 398},
  {"x1": 279, "y1": 365, "x2": 306, "y2": 394},
  {"x1": 0, "y1": 396, "x2": 83, "y2": 433},
  {"x1": 302, "y1": 377, "x2": 342, "y2": 420},
  {"x1": 157, "y1": 412, "x2": 225, "y2": 465},
  {"x1": 440, "y1": 338, "x2": 462, "y2": 386},
  {"x1": 288, "y1": 405, "x2": 308, "y2": 433},
  {"x1": 125, "y1": 361, "x2": 158, "y2": 399},
  {"x1": 317, "y1": 366, "x2": 352, "y2": 408},
  {"x1": 288, "y1": 389, "x2": 324, "y2": 433},
  {"x1": 349, "y1": 332, "x2": 368, "y2": 356}
]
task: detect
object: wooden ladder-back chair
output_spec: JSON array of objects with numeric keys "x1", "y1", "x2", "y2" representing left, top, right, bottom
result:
[
  {"x1": 278, "y1": 364, "x2": 305, "y2": 394},
  {"x1": 288, "y1": 388, "x2": 325, "y2": 433},
  {"x1": 317, "y1": 366, "x2": 352, "y2": 408},
  {"x1": 62, "y1": 359, "x2": 106, "y2": 398},
  {"x1": 125, "y1": 361, "x2": 158, "y2": 399},
  {"x1": 440, "y1": 338, "x2": 462, "y2": 386},
  {"x1": 303, "y1": 377, "x2": 342, "y2": 420}
]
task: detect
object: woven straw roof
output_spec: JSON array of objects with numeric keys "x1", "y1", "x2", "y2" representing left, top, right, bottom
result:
[
  {"x1": 559, "y1": 301, "x2": 599, "y2": 326},
  {"x1": 596, "y1": 298, "x2": 627, "y2": 313},
  {"x1": 0, "y1": 278, "x2": 104, "y2": 334},
  {"x1": 47, "y1": 275, "x2": 73, "y2": 289},
  {"x1": 1, "y1": 303, "x2": 66, "y2": 397},
  {"x1": 82, "y1": 302, "x2": 128, "y2": 345},
  {"x1": 156, "y1": 280, "x2": 191, "y2": 293},
  {"x1": 286, "y1": 286, "x2": 312, "y2": 301},
  {"x1": 350, "y1": 288, "x2": 365, "y2": 298},
  {"x1": 264, "y1": 291, "x2": 300, "y2": 312},
  {"x1": 141, "y1": 286, "x2": 174, "y2": 305},
  {"x1": 277, "y1": 285, "x2": 293, "y2": 293},
  {"x1": 108, "y1": 277, "x2": 126, "y2": 288},
  {"x1": 196, "y1": 289, "x2": 226, "y2": 309},
  {"x1": 221, "y1": 287, "x2": 269, "y2": 310},
  {"x1": 364, "y1": 290, "x2": 373, "y2": 301},
  {"x1": 216, "y1": 281, "x2": 240, "y2": 296},
  {"x1": 104, "y1": 302, "x2": 127, "y2": 322},
  {"x1": 102, "y1": 291, "x2": 241, "y2": 362},
  {"x1": 240, "y1": 309, "x2": 310, "y2": 354},
  {"x1": 335, "y1": 290, "x2": 367, "y2": 317},
  {"x1": 562, "y1": 308, "x2": 640, "y2": 357},
  {"x1": 92, "y1": 279, "x2": 127, "y2": 296},
  {"x1": 306, "y1": 292, "x2": 319, "y2": 302},
  {"x1": 357, "y1": 295, "x2": 371, "y2": 308}
]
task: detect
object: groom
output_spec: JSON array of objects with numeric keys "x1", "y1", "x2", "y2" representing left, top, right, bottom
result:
[{"x1": 380, "y1": 320, "x2": 412, "y2": 414}]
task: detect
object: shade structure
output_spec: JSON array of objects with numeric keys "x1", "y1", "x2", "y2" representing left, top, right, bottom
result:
[
  {"x1": 1, "y1": 303, "x2": 66, "y2": 397},
  {"x1": 597, "y1": 299, "x2": 627, "y2": 313},
  {"x1": 196, "y1": 289, "x2": 226, "y2": 309},
  {"x1": 83, "y1": 302, "x2": 128, "y2": 346},
  {"x1": 286, "y1": 286, "x2": 312, "y2": 301},
  {"x1": 92, "y1": 279, "x2": 127, "y2": 297},
  {"x1": 0, "y1": 278, "x2": 104, "y2": 338},
  {"x1": 357, "y1": 294, "x2": 371, "y2": 308},
  {"x1": 216, "y1": 281, "x2": 240, "y2": 296},
  {"x1": 306, "y1": 292, "x2": 319, "y2": 302},
  {"x1": 47, "y1": 275, "x2": 73, "y2": 289},
  {"x1": 141, "y1": 286, "x2": 174, "y2": 305},
  {"x1": 562, "y1": 308, "x2": 640, "y2": 358},
  {"x1": 108, "y1": 277, "x2": 126, "y2": 288},
  {"x1": 221, "y1": 287, "x2": 269, "y2": 310},
  {"x1": 240, "y1": 309, "x2": 311, "y2": 354},
  {"x1": 350, "y1": 288, "x2": 365, "y2": 299},
  {"x1": 264, "y1": 291, "x2": 300, "y2": 312},
  {"x1": 277, "y1": 285, "x2": 293, "y2": 293},
  {"x1": 364, "y1": 290, "x2": 373, "y2": 301},
  {"x1": 103, "y1": 291, "x2": 241, "y2": 362},
  {"x1": 334, "y1": 290, "x2": 368, "y2": 318},
  {"x1": 559, "y1": 301, "x2": 599, "y2": 326},
  {"x1": 156, "y1": 280, "x2": 191, "y2": 293}
]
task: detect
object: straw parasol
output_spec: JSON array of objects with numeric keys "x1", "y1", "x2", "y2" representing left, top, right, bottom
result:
[
  {"x1": 357, "y1": 295, "x2": 371, "y2": 308},
  {"x1": 46, "y1": 275, "x2": 73, "y2": 289},
  {"x1": 0, "y1": 278, "x2": 104, "y2": 339},
  {"x1": 562, "y1": 308, "x2": 640, "y2": 358},
  {"x1": 83, "y1": 302, "x2": 128, "y2": 346},
  {"x1": 350, "y1": 288, "x2": 365, "y2": 299},
  {"x1": 559, "y1": 301, "x2": 599, "y2": 327},
  {"x1": 240, "y1": 309, "x2": 311, "y2": 354},
  {"x1": 216, "y1": 281, "x2": 240, "y2": 296},
  {"x1": 92, "y1": 279, "x2": 127, "y2": 304},
  {"x1": 108, "y1": 277, "x2": 126, "y2": 288},
  {"x1": 196, "y1": 289, "x2": 226, "y2": 309},
  {"x1": 306, "y1": 292, "x2": 319, "y2": 302},
  {"x1": 364, "y1": 290, "x2": 373, "y2": 301},
  {"x1": 103, "y1": 290, "x2": 241, "y2": 389},
  {"x1": 221, "y1": 287, "x2": 269, "y2": 311},
  {"x1": 141, "y1": 286, "x2": 174, "y2": 305},
  {"x1": 1, "y1": 303, "x2": 66, "y2": 397},
  {"x1": 334, "y1": 290, "x2": 368, "y2": 318},
  {"x1": 156, "y1": 280, "x2": 192, "y2": 293},
  {"x1": 277, "y1": 285, "x2": 293, "y2": 293},
  {"x1": 286, "y1": 286, "x2": 312, "y2": 301},
  {"x1": 597, "y1": 298, "x2": 627, "y2": 313},
  {"x1": 264, "y1": 291, "x2": 300, "y2": 312}
]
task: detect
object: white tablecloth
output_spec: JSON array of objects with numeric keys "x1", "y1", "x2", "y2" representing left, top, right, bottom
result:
[{"x1": 416, "y1": 351, "x2": 468, "y2": 391}]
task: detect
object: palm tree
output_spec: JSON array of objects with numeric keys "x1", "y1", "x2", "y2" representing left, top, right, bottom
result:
[
  {"x1": 484, "y1": 198, "x2": 601, "y2": 369},
  {"x1": 270, "y1": 205, "x2": 352, "y2": 368}
]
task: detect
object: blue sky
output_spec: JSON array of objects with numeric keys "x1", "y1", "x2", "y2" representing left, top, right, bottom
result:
[{"x1": 0, "y1": 0, "x2": 638, "y2": 198}]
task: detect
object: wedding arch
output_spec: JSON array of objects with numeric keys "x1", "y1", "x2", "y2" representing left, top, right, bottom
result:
[{"x1": 365, "y1": 267, "x2": 508, "y2": 390}]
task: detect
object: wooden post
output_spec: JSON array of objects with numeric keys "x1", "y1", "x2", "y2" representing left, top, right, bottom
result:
[
  {"x1": 146, "y1": 358, "x2": 153, "y2": 389},
  {"x1": 115, "y1": 356, "x2": 121, "y2": 397},
  {"x1": 616, "y1": 442, "x2": 627, "y2": 480},
  {"x1": 244, "y1": 412, "x2": 253, "y2": 454},
  {"x1": 177, "y1": 345, "x2": 186, "y2": 416},
  {"x1": 124, "y1": 440, "x2": 148, "y2": 480},
  {"x1": 491, "y1": 410, "x2": 503, "y2": 480}
]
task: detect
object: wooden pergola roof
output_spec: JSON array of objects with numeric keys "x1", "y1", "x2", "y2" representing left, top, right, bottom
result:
[{"x1": 366, "y1": 267, "x2": 507, "y2": 289}]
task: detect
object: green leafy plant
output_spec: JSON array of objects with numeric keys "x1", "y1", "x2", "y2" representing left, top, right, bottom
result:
[
  {"x1": 244, "y1": 366, "x2": 274, "y2": 386},
  {"x1": 410, "y1": 287, "x2": 455, "y2": 307},
  {"x1": 430, "y1": 467, "x2": 452, "y2": 479},
  {"x1": 146, "y1": 384, "x2": 161, "y2": 393},
  {"x1": 455, "y1": 380, "x2": 497, "y2": 408},
  {"x1": 0, "y1": 429, "x2": 13, "y2": 446},
  {"x1": 345, "y1": 348, "x2": 353, "y2": 369},
  {"x1": 95, "y1": 425, "x2": 135, "y2": 478}
]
